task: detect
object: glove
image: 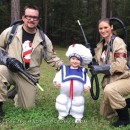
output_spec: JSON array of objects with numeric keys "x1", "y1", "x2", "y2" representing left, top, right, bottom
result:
[
  {"x1": 6, "y1": 58, "x2": 24, "y2": 72},
  {"x1": 90, "y1": 64, "x2": 110, "y2": 75},
  {"x1": 6, "y1": 58, "x2": 38, "y2": 85}
]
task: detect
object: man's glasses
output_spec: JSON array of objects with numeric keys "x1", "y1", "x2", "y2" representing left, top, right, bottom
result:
[{"x1": 24, "y1": 15, "x2": 39, "y2": 21}]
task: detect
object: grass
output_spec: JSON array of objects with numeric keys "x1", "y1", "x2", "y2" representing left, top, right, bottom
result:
[{"x1": 1, "y1": 46, "x2": 130, "y2": 130}]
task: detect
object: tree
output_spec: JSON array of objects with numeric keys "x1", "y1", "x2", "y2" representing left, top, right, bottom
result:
[
  {"x1": 0, "y1": 0, "x2": 11, "y2": 32},
  {"x1": 11, "y1": 0, "x2": 20, "y2": 23},
  {"x1": 101, "y1": 0, "x2": 107, "y2": 18},
  {"x1": 0, "y1": 0, "x2": 130, "y2": 47},
  {"x1": 43, "y1": 0, "x2": 47, "y2": 33}
]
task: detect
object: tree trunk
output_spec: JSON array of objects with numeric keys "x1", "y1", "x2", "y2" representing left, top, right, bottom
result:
[
  {"x1": 109, "y1": 0, "x2": 113, "y2": 17},
  {"x1": 43, "y1": 0, "x2": 47, "y2": 33},
  {"x1": 101, "y1": 0, "x2": 107, "y2": 18},
  {"x1": 11, "y1": 0, "x2": 20, "y2": 23}
]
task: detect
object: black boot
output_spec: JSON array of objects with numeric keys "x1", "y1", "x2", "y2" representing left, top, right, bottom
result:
[
  {"x1": 7, "y1": 87, "x2": 17, "y2": 99},
  {"x1": 0, "y1": 102, "x2": 4, "y2": 121},
  {"x1": 112, "y1": 106, "x2": 130, "y2": 127},
  {"x1": 126, "y1": 98, "x2": 130, "y2": 108}
]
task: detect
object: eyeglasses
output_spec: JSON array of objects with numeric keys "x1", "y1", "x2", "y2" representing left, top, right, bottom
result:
[{"x1": 24, "y1": 15, "x2": 39, "y2": 21}]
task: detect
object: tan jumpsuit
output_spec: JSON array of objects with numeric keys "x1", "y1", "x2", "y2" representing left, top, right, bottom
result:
[
  {"x1": 0, "y1": 25, "x2": 63, "y2": 109},
  {"x1": 95, "y1": 36, "x2": 130, "y2": 118}
]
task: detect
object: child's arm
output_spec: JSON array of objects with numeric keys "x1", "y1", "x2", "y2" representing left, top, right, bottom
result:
[
  {"x1": 84, "y1": 75, "x2": 91, "y2": 93},
  {"x1": 53, "y1": 70, "x2": 62, "y2": 89}
]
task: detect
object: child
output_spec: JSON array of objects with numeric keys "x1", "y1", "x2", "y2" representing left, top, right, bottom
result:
[{"x1": 53, "y1": 44, "x2": 92, "y2": 123}]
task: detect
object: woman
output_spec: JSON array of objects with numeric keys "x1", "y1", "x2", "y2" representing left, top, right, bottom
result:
[{"x1": 90, "y1": 18, "x2": 130, "y2": 127}]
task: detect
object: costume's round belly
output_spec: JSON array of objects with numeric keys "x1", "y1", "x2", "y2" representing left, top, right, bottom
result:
[{"x1": 60, "y1": 80, "x2": 84, "y2": 97}]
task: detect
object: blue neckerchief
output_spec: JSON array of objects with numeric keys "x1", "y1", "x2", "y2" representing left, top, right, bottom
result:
[{"x1": 61, "y1": 65, "x2": 87, "y2": 83}]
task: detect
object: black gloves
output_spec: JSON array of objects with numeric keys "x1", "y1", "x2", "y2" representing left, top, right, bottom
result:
[
  {"x1": 0, "y1": 49, "x2": 24, "y2": 72},
  {"x1": 6, "y1": 58, "x2": 38, "y2": 85},
  {"x1": 90, "y1": 64, "x2": 110, "y2": 76},
  {"x1": 6, "y1": 58, "x2": 24, "y2": 72}
]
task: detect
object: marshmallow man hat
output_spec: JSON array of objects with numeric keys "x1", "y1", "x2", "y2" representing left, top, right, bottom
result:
[{"x1": 66, "y1": 44, "x2": 93, "y2": 66}]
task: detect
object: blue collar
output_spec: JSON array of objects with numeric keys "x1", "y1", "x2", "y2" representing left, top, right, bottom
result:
[{"x1": 61, "y1": 65, "x2": 87, "y2": 83}]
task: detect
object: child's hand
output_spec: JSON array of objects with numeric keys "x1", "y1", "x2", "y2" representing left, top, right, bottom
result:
[
  {"x1": 84, "y1": 86, "x2": 90, "y2": 93},
  {"x1": 55, "y1": 83, "x2": 61, "y2": 89}
]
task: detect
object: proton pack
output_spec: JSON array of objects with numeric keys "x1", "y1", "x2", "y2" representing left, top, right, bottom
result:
[{"x1": 109, "y1": 18, "x2": 130, "y2": 68}]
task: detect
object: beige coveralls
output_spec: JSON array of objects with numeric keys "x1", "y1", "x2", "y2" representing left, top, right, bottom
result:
[
  {"x1": 0, "y1": 25, "x2": 63, "y2": 109},
  {"x1": 95, "y1": 36, "x2": 130, "y2": 118}
]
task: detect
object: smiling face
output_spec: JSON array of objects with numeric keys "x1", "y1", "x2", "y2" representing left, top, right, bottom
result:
[
  {"x1": 22, "y1": 8, "x2": 39, "y2": 33},
  {"x1": 70, "y1": 57, "x2": 80, "y2": 68},
  {"x1": 98, "y1": 20, "x2": 113, "y2": 42}
]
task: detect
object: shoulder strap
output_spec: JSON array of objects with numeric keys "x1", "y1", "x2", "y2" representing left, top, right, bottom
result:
[
  {"x1": 5, "y1": 19, "x2": 23, "y2": 52},
  {"x1": 106, "y1": 35, "x2": 116, "y2": 64},
  {"x1": 5, "y1": 24, "x2": 18, "y2": 52},
  {"x1": 37, "y1": 25, "x2": 47, "y2": 60},
  {"x1": 110, "y1": 35, "x2": 116, "y2": 52},
  {"x1": 38, "y1": 25, "x2": 46, "y2": 47}
]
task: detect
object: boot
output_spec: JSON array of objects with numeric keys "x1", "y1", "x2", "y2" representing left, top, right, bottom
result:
[
  {"x1": 126, "y1": 98, "x2": 130, "y2": 108},
  {"x1": 112, "y1": 106, "x2": 130, "y2": 127},
  {"x1": 0, "y1": 102, "x2": 4, "y2": 122},
  {"x1": 7, "y1": 87, "x2": 17, "y2": 99}
]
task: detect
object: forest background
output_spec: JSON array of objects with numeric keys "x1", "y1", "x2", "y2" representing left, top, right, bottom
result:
[
  {"x1": 0, "y1": 1, "x2": 130, "y2": 129},
  {"x1": 0, "y1": 0, "x2": 130, "y2": 49}
]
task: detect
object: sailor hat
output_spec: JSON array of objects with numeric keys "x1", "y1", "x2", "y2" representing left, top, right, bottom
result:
[{"x1": 66, "y1": 44, "x2": 92, "y2": 66}]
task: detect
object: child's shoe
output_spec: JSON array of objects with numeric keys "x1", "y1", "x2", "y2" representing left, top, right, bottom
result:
[
  {"x1": 75, "y1": 118, "x2": 81, "y2": 123},
  {"x1": 58, "y1": 115, "x2": 64, "y2": 120}
]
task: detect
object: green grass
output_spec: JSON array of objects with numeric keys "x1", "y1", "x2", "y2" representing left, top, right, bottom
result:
[{"x1": 1, "y1": 46, "x2": 130, "y2": 130}]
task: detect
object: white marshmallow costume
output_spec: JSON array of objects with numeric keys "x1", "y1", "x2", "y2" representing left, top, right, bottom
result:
[{"x1": 53, "y1": 44, "x2": 92, "y2": 122}]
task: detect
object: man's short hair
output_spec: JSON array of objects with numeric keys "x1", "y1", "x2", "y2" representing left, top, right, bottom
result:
[{"x1": 22, "y1": 5, "x2": 39, "y2": 16}]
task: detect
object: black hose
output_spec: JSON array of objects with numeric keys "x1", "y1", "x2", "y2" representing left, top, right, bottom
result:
[{"x1": 90, "y1": 74, "x2": 100, "y2": 100}]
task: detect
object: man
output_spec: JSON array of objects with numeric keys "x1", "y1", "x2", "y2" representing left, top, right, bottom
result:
[{"x1": 0, "y1": 5, "x2": 63, "y2": 119}]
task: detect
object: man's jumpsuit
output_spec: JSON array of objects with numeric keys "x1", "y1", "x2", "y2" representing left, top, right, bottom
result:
[{"x1": 0, "y1": 25, "x2": 63, "y2": 109}]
